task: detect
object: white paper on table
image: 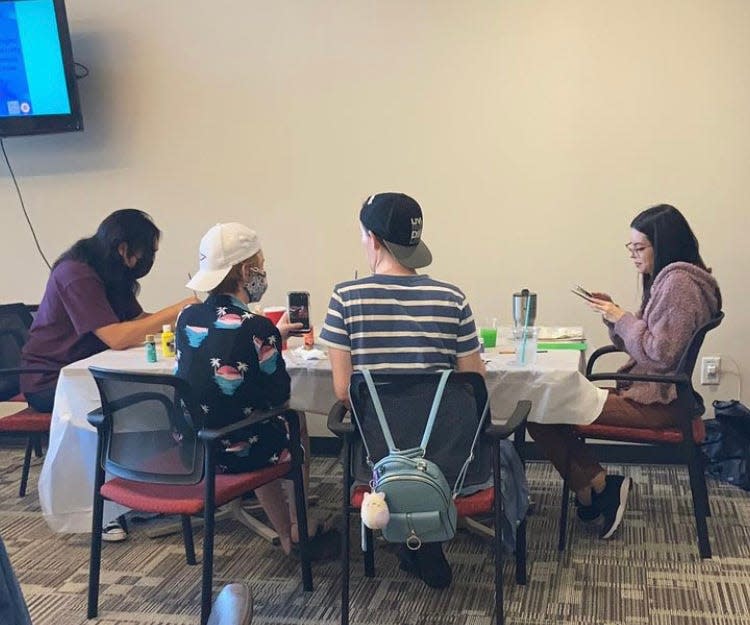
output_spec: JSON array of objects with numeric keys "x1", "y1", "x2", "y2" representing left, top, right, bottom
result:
[
  {"x1": 291, "y1": 347, "x2": 327, "y2": 361},
  {"x1": 536, "y1": 326, "x2": 585, "y2": 340}
]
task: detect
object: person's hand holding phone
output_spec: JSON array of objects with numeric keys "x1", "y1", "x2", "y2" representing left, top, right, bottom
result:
[
  {"x1": 275, "y1": 311, "x2": 304, "y2": 342},
  {"x1": 572, "y1": 287, "x2": 624, "y2": 322}
]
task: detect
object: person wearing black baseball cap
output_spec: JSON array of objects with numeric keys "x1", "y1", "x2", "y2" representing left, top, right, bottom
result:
[
  {"x1": 320, "y1": 192, "x2": 486, "y2": 589},
  {"x1": 358, "y1": 192, "x2": 433, "y2": 270}
]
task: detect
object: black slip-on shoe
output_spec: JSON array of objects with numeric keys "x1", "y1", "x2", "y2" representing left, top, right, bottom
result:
[
  {"x1": 594, "y1": 475, "x2": 632, "y2": 539},
  {"x1": 575, "y1": 497, "x2": 600, "y2": 523}
]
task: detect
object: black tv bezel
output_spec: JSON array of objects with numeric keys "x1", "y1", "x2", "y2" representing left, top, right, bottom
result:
[{"x1": 0, "y1": 0, "x2": 83, "y2": 138}]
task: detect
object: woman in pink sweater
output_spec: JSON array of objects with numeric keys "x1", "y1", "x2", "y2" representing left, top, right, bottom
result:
[{"x1": 528, "y1": 205, "x2": 722, "y2": 540}]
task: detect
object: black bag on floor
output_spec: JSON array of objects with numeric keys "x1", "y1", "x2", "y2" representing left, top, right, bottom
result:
[{"x1": 701, "y1": 400, "x2": 750, "y2": 490}]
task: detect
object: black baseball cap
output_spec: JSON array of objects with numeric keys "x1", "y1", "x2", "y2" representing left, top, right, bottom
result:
[{"x1": 359, "y1": 192, "x2": 432, "y2": 269}]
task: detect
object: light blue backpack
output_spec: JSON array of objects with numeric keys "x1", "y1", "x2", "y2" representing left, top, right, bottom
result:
[{"x1": 357, "y1": 370, "x2": 487, "y2": 549}]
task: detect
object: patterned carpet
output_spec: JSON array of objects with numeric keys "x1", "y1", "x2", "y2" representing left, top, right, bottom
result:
[{"x1": 2, "y1": 446, "x2": 750, "y2": 625}]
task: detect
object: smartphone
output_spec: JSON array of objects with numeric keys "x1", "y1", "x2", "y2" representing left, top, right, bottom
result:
[
  {"x1": 571, "y1": 285, "x2": 595, "y2": 302},
  {"x1": 287, "y1": 291, "x2": 311, "y2": 332},
  {"x1": 571, "y1": 289, "x2": 595, "y2": 302}
]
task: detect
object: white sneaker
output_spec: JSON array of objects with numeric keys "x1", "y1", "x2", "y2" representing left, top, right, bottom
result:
[{"x1": 102, "y1": 519, "x2": 128, "y2": 542}]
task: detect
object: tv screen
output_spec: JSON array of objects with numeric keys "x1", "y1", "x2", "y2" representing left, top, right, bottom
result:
[{"x1": 0, "y1": 0, "x2": 82, "y2": 137}]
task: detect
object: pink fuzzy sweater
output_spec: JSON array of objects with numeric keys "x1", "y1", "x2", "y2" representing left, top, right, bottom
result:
[{"x1": 606, "y1": 262, "x2": 721, "y2": 405}]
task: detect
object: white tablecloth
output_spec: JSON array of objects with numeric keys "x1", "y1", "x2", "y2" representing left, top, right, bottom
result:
[{"x1": 38, "y1": 346, "x2": 606, "y2": 533}]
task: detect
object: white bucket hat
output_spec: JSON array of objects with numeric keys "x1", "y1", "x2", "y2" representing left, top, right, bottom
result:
[{"x1": 186, "y1": 223, "x2": 261, "y2": 292}]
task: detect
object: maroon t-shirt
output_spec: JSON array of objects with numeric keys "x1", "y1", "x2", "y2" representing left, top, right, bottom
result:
[{"x1": 21, "y1": 260, "x2": 143, "y2": 394}]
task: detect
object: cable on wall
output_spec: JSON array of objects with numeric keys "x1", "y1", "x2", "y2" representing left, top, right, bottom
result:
[{"x1": 0, "y1": 138, "x2": 52, "y2": 270}]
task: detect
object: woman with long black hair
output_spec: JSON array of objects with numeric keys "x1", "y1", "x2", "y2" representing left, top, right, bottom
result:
[
  {"x1": 528, "y1": 204, "x2": 722, "y2": 540},
  {"x1": 21, "y1": 209, "x2": 198, "y2": 413}
]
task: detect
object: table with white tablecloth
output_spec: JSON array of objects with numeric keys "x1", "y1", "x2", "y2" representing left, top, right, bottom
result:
[{"x1": 38, "y1": 346, "x2": 606, "y2": 533}]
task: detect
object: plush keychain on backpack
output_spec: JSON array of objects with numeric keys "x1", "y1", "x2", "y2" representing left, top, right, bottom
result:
[
  {"x1": 361, "y1": 491, "x2": 390, "y2": 529},
  {"x1": 360, "y1": 491, "x2": 390, "y2": 552}
]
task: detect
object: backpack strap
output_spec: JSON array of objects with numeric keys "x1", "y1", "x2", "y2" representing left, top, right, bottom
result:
[
  {"x1": 361, "y1": 369, "x2": 399, "y2": 454},
  {"x1": 359, "y1": 369, "x2": 453, "y2": 457},
  {"x1": 452, "y1": 395, "x2": 491, "y2": 498},
  {"x1": 419, "y1": 370, "x2": 453, "y2": 452}
]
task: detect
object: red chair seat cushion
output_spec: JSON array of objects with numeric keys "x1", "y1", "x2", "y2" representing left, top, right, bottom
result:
[
  {"x1": 351, "y1": 484, "x2": 494, "y2": 518},
  {"x1": 575, "y1": 418, "x2": 705, "y2": 445},
  {"x1": 0, "y1": 407, "x2": 51, "y2": 433},
  {"x1": 100, "y1": 461, "x2": 292, "y2": 516}
]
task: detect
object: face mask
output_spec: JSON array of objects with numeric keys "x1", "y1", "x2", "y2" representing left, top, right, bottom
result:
[
  {"x1": 243, "y1": 268, "x2": 268, "y2": 303},
  {"x1": 127, "y1": 254, "x2": 154, "y2": 280}
]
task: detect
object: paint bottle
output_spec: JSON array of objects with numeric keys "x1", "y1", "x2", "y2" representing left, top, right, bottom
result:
[
  {"x1": 145, "y1": 334, "x2": 157, "y2": 363},
  {"x1": 161, "y1": 324, "x2": 176, "y2": 358}
]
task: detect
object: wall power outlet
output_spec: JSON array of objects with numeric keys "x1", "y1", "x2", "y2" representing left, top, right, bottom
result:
[{"x1": 700, "y1": 356, "x2": 721, "y2": 385}]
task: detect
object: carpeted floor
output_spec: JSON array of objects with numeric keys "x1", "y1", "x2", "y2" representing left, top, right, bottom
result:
[{"x1": 2, "y1": 447, "x2": 750, "y2": 625}]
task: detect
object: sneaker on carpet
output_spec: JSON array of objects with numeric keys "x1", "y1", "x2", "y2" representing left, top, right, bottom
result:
[
  {"x1": 399, "y1": 542, "x2": 452, "y2": 589},
  {"x1": 594, "y1": 475, "x2": 632, "y2": 539},
  {"x1": 102, "y1": 519, "x2": 128, "y2": 542},
  {"x1": 290, "y1": 528, "x2": 341, "y2": 561},
  {"x1": 575, "y1": 497, "x2": 600, "y2": 522}
]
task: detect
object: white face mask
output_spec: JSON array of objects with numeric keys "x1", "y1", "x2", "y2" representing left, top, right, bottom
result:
[{"x1": 243, "y1": 267, "x2": 268, "y2": 303}]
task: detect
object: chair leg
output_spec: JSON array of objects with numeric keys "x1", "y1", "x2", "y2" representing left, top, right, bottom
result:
[
  {"x1": 515, "y1": 517, "x2": 527, "y2": 585},
  {"x1": 341, "y1": 443, "x2": 352, "y2": 625},
  {"x1": 201, "y1": 498, "x2": 215, "y2": 625},
  {"x1": 19, "y1": 436, "x2": 33, "y2": 497},
  {"x1": 558, "y1": 479, "x2": 570, "y2": 552},
  {"x1": 181, "y1": 515, "x2": 196, "y2": 565},
  {"x1": 686, "y1": 444, "x2": 712, "y2": 559},
  {"x1": 33, "y1": 434, "x2": 43, "y2": 458},
  {"x1": 695, "y1": 453, "x2": 711, "y2": 517},
  {"x1": 363, "y1": 526, "x2": 375, "y2": 578},
  {"x1": 87, "y1": 448, "x2": 107, "y2": 620},
  {"x1": 291, "y1": 463, "x2": 313, "y2": 592},
  {"x1": 493, "y1": 441, "x2": 504, "y2": 625}
]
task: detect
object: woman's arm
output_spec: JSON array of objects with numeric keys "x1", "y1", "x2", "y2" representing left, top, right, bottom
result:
[
  {"x1": 95, "y1": 297, "x2": 199, "y2": 350},
  {"x1": 614, "y1": 272, "x2": 705, "y2": 370}
]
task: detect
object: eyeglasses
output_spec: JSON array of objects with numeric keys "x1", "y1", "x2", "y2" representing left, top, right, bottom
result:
[{"x1": 625, "y1": 243, "x2": 651, "y2": 256}]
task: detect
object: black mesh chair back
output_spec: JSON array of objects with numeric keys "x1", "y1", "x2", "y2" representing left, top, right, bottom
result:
[
  {"x1": 0, "y1": 303, "x2": 33, "y2": 400},
  {"x1": 89, "y1": 367, "x2": 205, "y2": 485},
  {"x1": 348, "y1": 371, "x2": 491, "y2": 490},
  {"x1": 675, "y1": 311, "x2": 725, "y2": 417}
]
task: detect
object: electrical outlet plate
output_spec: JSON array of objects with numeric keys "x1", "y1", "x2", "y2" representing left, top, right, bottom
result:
[{"x1": 700, "y1": 356, "x2": 721, "y2": 385}]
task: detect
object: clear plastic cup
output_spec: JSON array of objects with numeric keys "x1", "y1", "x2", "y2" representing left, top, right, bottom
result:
[
  {"x1": 511, "y1": 326, "x2": 539, "y2": 366},
  {"x1": 479, "y1": 326, "x2": 498, "y2": 348}
]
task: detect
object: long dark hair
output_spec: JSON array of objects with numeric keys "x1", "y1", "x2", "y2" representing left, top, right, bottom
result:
[
  {"x1": 54, "y1": 209, "x2": 161, "y2": 312},
  {"x1": 631, "y1": 204, "x2": 713, "y2": 310}
]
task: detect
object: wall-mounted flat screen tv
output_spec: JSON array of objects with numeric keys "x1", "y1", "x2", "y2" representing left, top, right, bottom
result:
[{"x1": 0, "y1": 0, "x2": 82, "y2": 137}]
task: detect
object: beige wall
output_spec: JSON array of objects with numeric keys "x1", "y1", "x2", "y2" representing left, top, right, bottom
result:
[{"x1": 1, "y1": 1, "x2": 747, "y2": 410}]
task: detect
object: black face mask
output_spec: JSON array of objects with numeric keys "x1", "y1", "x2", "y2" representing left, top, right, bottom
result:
[{"x1": 127, "y1": 254, "x2": 154, "y2": 280}]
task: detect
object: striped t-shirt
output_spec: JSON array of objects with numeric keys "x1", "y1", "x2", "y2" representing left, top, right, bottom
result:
[{"x1": 319, "y1": 274, "x2": 480, "y2": 371}]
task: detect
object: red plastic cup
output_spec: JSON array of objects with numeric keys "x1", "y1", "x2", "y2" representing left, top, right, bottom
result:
[{"x1": 263, "y1": 306, "x2": 287, "y2": 349}]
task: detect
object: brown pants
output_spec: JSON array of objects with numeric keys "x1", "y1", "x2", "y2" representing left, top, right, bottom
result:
[{"x1": 526, "y1": 390, "x2": 679, "y2": 491}]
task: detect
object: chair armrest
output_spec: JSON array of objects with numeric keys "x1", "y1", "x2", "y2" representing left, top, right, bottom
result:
[
  {"x1": 586, "y1": 345, "x2": 625, "y2": 376},
  {"x1": 587, "y1": 372, "x2": 691, "y2": 386},
  {"x1": 327, "y1": 401, "x2": 356, "y2": 439},
  {"x1": 485, "y1": 400, "x2": 531, "y2": 440},
  {"x1": 87, "y1": 407, "x2": 105, "y2": 428},
  {"x1": 198, "y1": 405, "x2": 297, "y2": 442}
]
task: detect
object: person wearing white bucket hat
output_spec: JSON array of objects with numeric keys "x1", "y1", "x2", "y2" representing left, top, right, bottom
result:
[{"x1": 177, "y1": 223, "x2": 339, "y2": 559}]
